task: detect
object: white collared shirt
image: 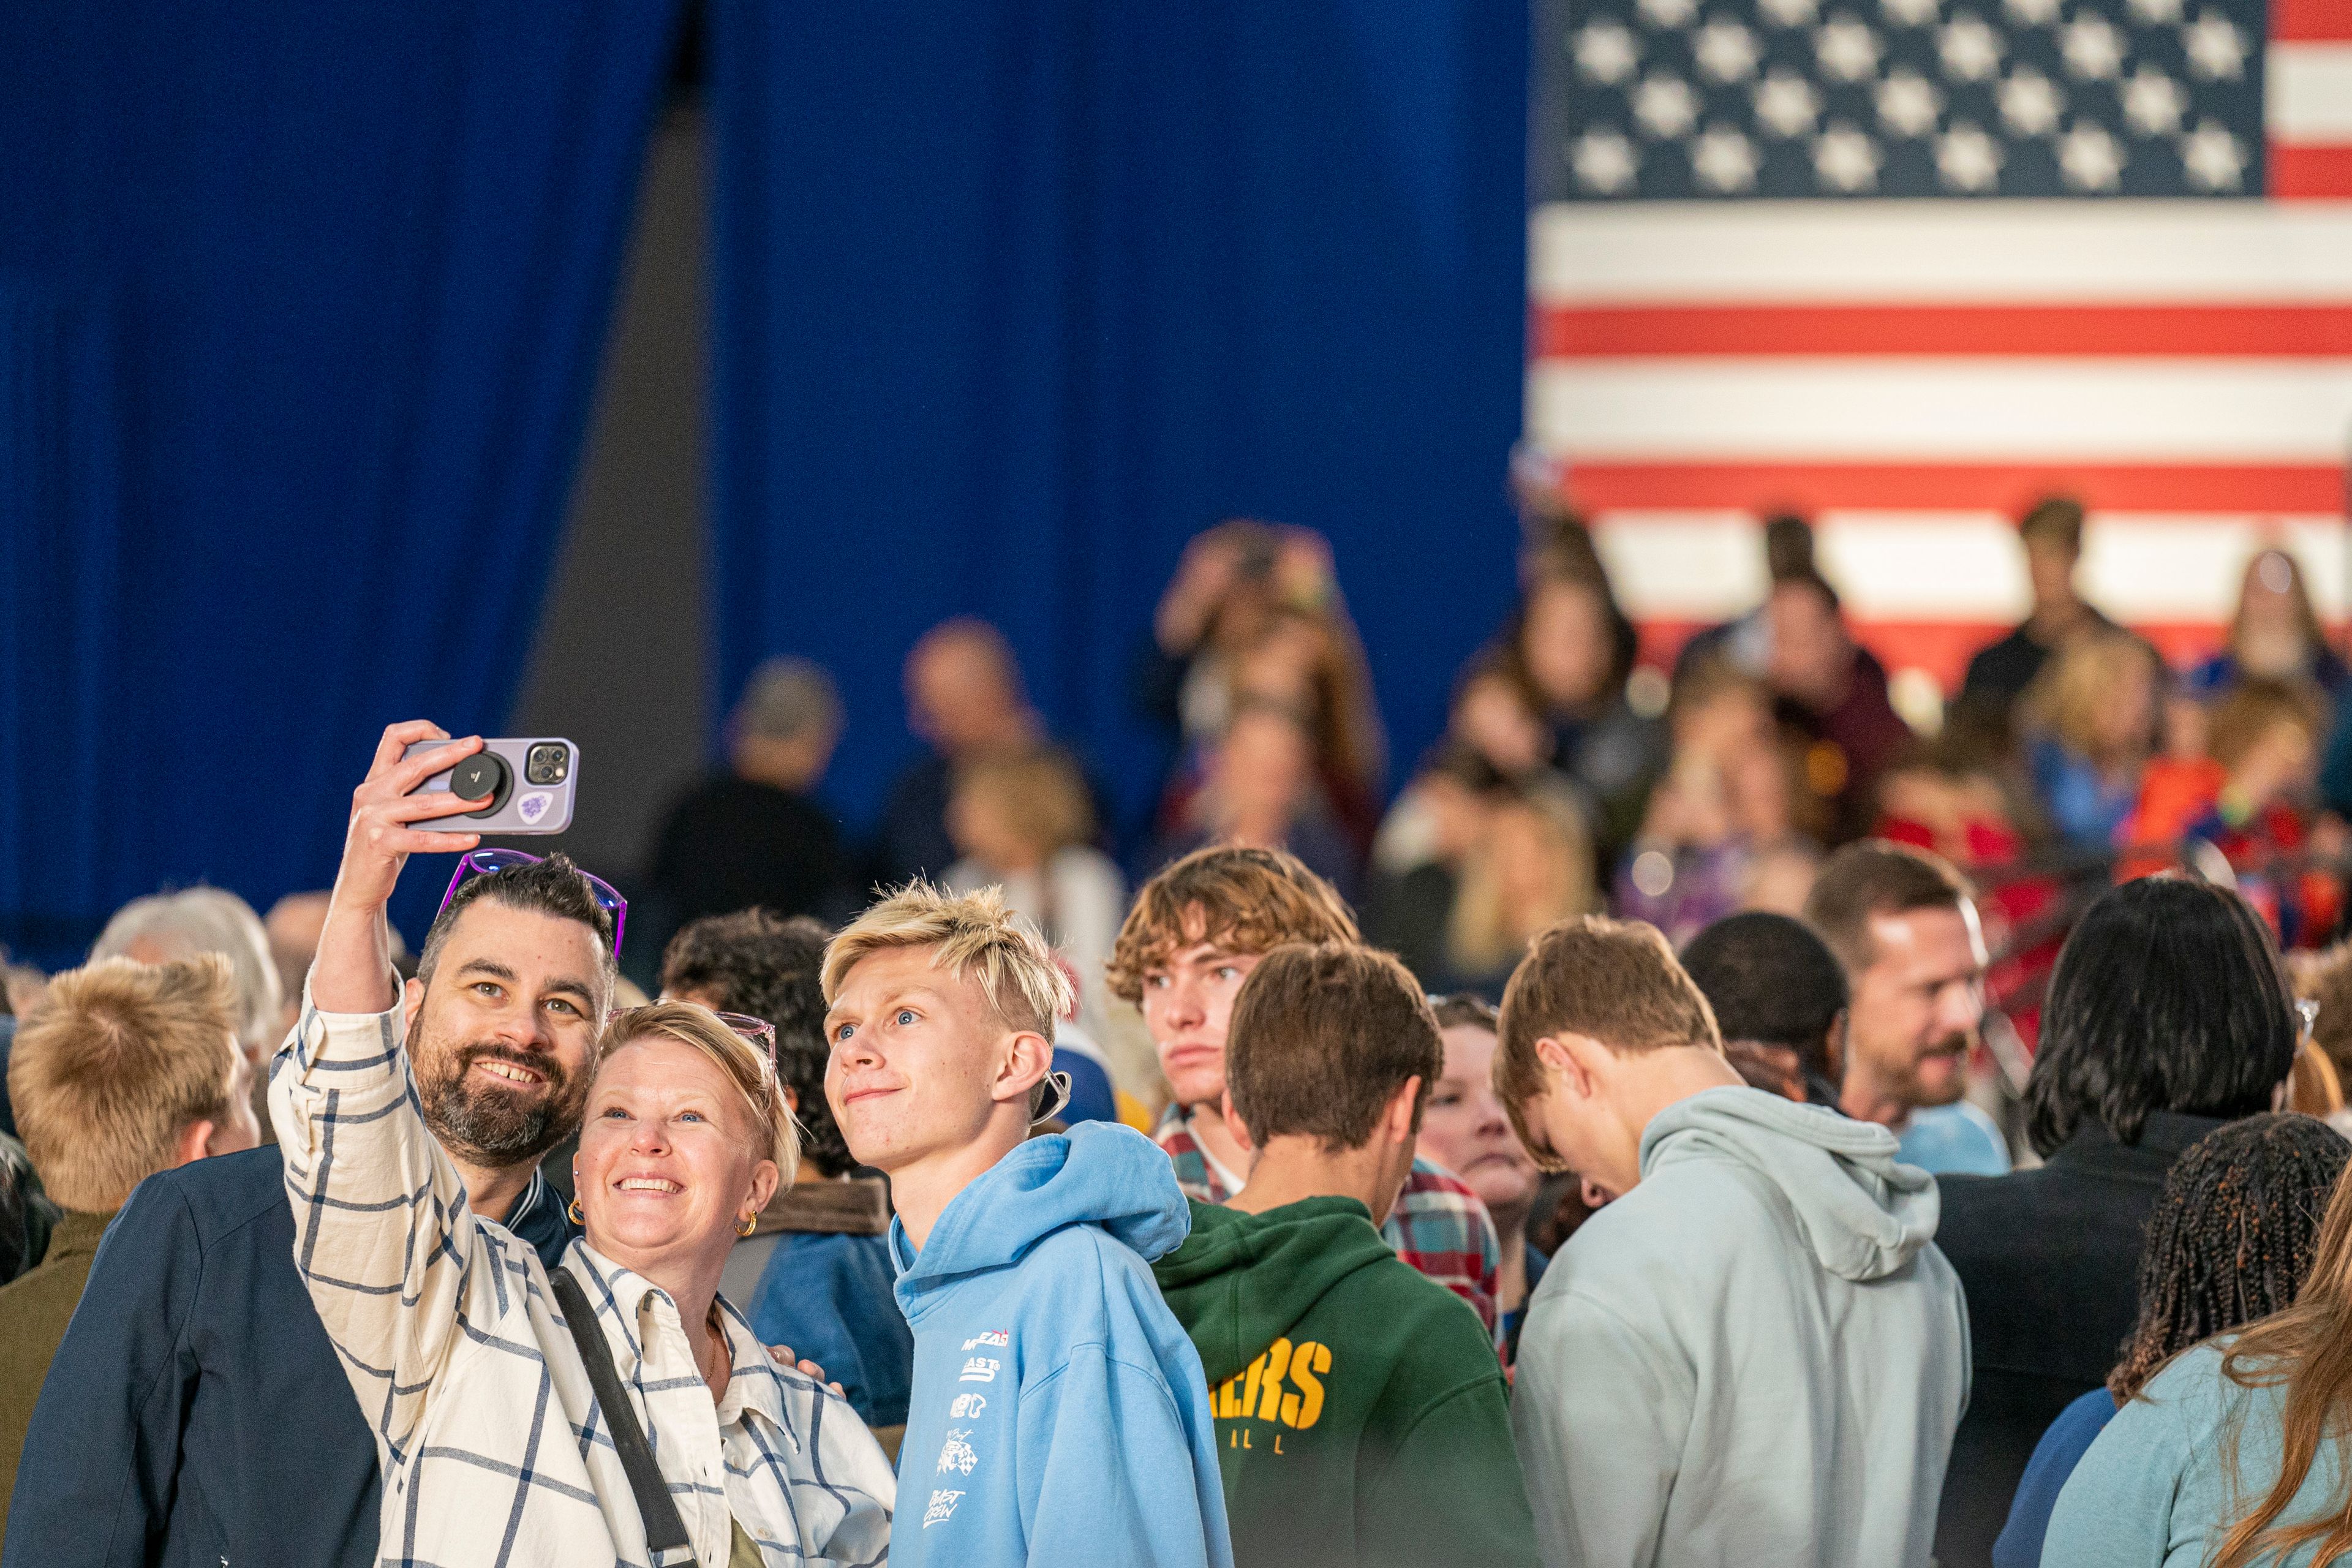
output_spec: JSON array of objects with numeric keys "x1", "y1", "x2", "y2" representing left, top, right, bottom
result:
[{"x1": 271, "y1": 992, "x2": 894, "y2": 1567}]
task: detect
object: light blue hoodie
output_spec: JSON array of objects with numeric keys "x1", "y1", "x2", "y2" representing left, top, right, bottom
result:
[
  {"x1": 1513, "y1": 1086, "x2": 1970, "y2": 1568},
  {"x1": 887, "y1": 1120, "x2": 1235, "y2": 1568}
]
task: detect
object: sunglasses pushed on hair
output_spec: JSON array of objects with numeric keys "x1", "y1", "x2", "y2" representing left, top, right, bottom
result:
[{"x1": 439, "y1": 848, "x2": 628, "y2": 956}]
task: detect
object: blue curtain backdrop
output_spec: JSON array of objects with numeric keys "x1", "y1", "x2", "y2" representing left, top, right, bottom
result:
[
  {"x1": 709, "y1": 1, "x2": 1531, "y2": 840},
  {"x1": 0, "y1": 3, "x2": 680, "y2": 960}
]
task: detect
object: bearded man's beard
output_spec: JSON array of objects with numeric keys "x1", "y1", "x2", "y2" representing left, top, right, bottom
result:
[
  {"x1": 1898, "y1": 1032, "x2": 1975, "y2": 1108},
  {"x1": 410, "y1": 1012, "x2": 587, "y2": 1166}
]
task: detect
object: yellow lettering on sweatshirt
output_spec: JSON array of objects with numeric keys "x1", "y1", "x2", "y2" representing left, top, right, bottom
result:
[
  {"x1": 1254, "y1": 1340, "x2": 1294, "y2": 1421},
  {"x1": 1212, "y1": 1340, "x2": 1336, "y2": 1439},
  {"x1": 1287, "y1": 1340, "x2": 1330, "y2": 1430}
]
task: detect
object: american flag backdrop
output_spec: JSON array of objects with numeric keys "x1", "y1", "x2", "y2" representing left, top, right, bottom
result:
[{"x1": 1529, "y1": 0, "x2": 2352, "y2": 698}]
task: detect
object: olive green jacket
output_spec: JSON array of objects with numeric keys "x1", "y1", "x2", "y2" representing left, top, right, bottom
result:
[{"x1": 0, "y1": 1207, "x2": 114, "y2": 1554}]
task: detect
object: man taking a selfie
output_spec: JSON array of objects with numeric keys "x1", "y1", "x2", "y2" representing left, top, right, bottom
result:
[
  {"x1": 6, "y1": 723, "x2": 599, "y2": 1568},
  {"x1": 823, "y1": 881, "x2": 1233, "y2": 1568}
]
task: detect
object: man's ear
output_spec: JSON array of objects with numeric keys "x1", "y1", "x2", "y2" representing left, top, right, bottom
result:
[
  {"x1": 1382, "y1": 1075, "x2": 1423, "y2": 1148},
  {"x1": 1536, "y1": 1033, "x2": 1602, "y2": 1101},
  {"x1": 1221, "y1": 1087, "x2": 1255, "y2": 1156},
  {"x1": 991, "y1": 1030, "x2": 1054, "y2": 1108},
  {"x1": 173, "y1": 1118, "x2": 219, "y2": 1170},
  {"x1": 401, "y1": 974, "x2": 425, "y2": 1038}
]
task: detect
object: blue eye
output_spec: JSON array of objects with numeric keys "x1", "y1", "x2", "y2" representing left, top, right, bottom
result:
[
  {"x1": 895, "y1": 1008, "x2": 918, "y2": 1027},
  {"x1": 834, "y1": 1023, "x2": 855, "y2": 1042}
]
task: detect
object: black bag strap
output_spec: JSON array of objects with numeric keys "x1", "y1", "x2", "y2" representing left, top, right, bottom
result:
[{"x1": 549, "y1": 1266, "x2": 694, "y2": 1565}]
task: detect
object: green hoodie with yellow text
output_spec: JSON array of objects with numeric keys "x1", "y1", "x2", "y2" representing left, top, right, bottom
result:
[{"x1": 1152, "y1": 1196, "x2": 1539, "y2": 1568}]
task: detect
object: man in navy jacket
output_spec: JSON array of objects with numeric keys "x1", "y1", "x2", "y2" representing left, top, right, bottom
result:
[{"x1": 2, "y1": 1147, "x2": 571, "y2": 1568}]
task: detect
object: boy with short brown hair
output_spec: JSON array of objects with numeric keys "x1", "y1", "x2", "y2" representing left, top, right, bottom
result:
[
  {"x1": 1153, "y1": 943, "x2": 1537, "y2": 1568},
  {"x1": 1110, "y1": 845, "x2": 1503, "y2": 1329},
  {"x1": 1499, "y1": 914, "x2": 1967, "y2": 1568}
]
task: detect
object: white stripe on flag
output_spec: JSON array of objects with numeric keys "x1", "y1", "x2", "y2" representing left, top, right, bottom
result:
[
  {"x1": 1591, "y1": 512, "x2": 2352, "y2": 624},
  {"x1": 2272, "y1": 45, "x2": 2352, "y2": 142},
  {"x1": 1529, "y1": 360, "x2": 2352, "y2": 461},
  {"x1": 1529, "y1": 203, "x2": 2352, "y2": 304}
]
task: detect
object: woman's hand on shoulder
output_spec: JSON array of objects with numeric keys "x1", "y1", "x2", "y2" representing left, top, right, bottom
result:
[{"x1": 766, "y1": 1343, "x2": 845, "y2": 1400}]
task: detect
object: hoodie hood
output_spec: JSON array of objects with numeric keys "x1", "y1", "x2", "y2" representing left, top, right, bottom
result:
[
  {"x1": 1641, "y1": 1085, "x2": 1940, "y2": 1282},
  {"x1": 1152, "y1": 1197, "x2": 1395, "y2": 1385},
  {"x1": 892, "y1": 1120, "x2": 1191, "y2": 1323}
]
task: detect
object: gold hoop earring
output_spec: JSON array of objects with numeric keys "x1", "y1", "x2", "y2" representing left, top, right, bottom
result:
[
  {"x1": 737, "y1": 1212, "x2": 758, "y2": 1238},
  {"x1": 566, "y1": 1196, "x2": 584, "y2": 1226}
]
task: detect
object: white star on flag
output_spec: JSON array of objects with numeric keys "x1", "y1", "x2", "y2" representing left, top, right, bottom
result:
[
  {"x1": 1875, "y1": 70, "x2": 1945, "y2": 137},
  {"x1": 1695, "y1": 18, "x2": 1763, "y2": 81},
  {"x1": 2057, "y1": 122, "x2": 2125, "y2": 189},
  {"x1": 1936, "y1": 120, "x2": 2003, "y2": 189},
  {"x1": 1634, "y1": 74, "x2": 1701, "y2": 139},
  {"x1": 2178, "y1": 118, "x2": 2244, "y2": 189},
  {"x1": 2060, "y1": 14, "x2": 2125, "y2": 79},
  {"x1": 2120, "y1": 65, "x2": 2187, "y2": 136},
  {"x1": 1816, "y1": 15, "x2": 1883, "y2": 80},
  {"x1": 1999, "y1": 67, "x2": 2065, "y2": 136},
  {"x1": 1755, "y1": 70, "x2": 1825, "y2": 136},
  {"x1": 1937, "y1": 15, "x2": 2003, "y2": 81},
  {"x1": 2181, "y1": 12, "x2": 2245, "y2": 79},
  {"x1": 1692, "y1": 125, "x2": 1763, "y2": 190},
  {"x1": 1575, "y1": 21, "x2": 1641, "y2": 84},
  {"x1": 1814, "y1": 123, "x2": 1884, "y2": 189},
  {"x1": 1572, "y1": 128, "x2": 1640, "y2": 192}
]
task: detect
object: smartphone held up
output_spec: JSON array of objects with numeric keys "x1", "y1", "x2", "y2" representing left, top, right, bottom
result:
[{"x1": 400, "y1": 737, "x2": 579, "y2": 835}]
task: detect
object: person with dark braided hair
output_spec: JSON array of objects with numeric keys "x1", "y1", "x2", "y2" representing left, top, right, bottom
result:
[{"x1": 2026, "y1": 1114, "x2": 2351, "y2": 1568}]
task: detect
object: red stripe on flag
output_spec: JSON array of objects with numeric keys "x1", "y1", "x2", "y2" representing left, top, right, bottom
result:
[
  {"x1": 1562, "y1": 461, "x2": 2347, "y2": 514},
  {"x1": 1533, "y1": 304, "x2": 2352, "y2": 358},
  {"x1": 2272, "y1": 143, "x2": 2352, "y2": 198},
  {"x1": 2272, "y1": 0, "x2": 2352, "y2": 41}
]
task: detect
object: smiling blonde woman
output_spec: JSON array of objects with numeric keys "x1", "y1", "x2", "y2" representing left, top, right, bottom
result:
[{"x1": 274, "y1": 994, "x2": 895, "y2": 1567}]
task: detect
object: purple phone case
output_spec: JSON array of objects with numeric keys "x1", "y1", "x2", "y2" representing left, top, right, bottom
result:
[{"x1": 399, "y1": 737, "x2": 578, "y2": 835}]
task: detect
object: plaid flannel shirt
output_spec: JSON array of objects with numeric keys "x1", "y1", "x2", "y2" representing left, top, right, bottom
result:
[
  {"x1": 1155, "y1": 1109, "x2": 1501, "y2": 1332},
  {"x1": 271, "y1": 986, "x2": 895, "y2": 1568}
]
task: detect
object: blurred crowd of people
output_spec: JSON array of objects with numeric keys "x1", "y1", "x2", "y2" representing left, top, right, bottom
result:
[{"x1": 9, "y1": 499, "x2": 2352, "y2": 1567}]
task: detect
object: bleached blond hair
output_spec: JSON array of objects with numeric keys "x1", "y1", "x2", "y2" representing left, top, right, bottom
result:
[{"x1": 823, "y1": 881, "x2": 1071, "y2": 1041}]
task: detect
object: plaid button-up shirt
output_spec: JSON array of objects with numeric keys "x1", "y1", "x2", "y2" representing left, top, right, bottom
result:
[
  {"x1": 1155, "y1": 1109, "x2": 1501, "y2": 1333},
  {"x1": 272, "y1": 989, "x2": 895, "y2": 1568}
]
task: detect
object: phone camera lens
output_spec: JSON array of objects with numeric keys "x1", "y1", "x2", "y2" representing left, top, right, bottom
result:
[{"x1": 526, "y1": 744, "x2": 569, "y2": 786}]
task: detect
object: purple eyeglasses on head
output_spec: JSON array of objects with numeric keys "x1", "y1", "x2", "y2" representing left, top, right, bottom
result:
[{"x1": 435, "y1": 848, "x2": 628, "y2": 957}]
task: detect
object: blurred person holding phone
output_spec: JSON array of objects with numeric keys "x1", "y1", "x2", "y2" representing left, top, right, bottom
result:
[{"x1": 269, "y1": 726, "x2": 892, "y2": 1567}]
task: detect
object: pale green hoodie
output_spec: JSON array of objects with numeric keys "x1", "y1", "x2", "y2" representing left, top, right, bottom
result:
[{"x1": 1512, "y1": 1085, "x2": 1970, "y2": 1568}]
